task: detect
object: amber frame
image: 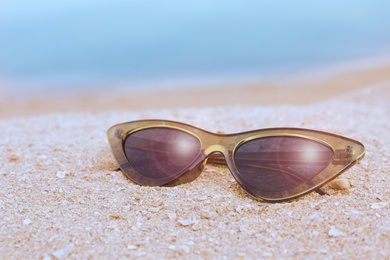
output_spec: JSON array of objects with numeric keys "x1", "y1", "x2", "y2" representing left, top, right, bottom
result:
[{"x1": 107, "y1": 120, "x2": 365, "y2": 201}]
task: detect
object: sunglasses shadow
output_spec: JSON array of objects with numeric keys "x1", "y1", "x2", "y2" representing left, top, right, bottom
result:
[{"x1": 98, "y1": 148, "x2": 125, "y2": 172}]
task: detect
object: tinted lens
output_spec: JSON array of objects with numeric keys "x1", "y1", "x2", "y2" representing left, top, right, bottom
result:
[
  {"x1": 124, "y1": 128, "x2": 201, "y2": 181},
  {"x1": 234, "y1": 136, "x2": 334, "y2": 193}
]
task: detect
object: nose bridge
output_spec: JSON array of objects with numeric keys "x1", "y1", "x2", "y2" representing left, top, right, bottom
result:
[
  {"x1": 204, "y1": 144, "x2": 227, "y2": 155},
  {"x1": 203, "y1": 134, "x2": 230, "y2": 156}
]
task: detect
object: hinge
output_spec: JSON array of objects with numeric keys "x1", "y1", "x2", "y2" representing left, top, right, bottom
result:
[
  {"x1": 115, "y1": 129, "x2": 124, "y2": 140},
  {"x1": 333, "y1": 145, "x2": 354, "y2": 164}
]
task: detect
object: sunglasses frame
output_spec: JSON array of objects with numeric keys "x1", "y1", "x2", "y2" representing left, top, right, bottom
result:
[{"x1": 107, "y1": 120, "x2": 365, "y2": 201}]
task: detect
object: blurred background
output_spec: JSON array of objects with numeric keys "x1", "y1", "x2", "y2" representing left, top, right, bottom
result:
[{"x1": 1, "y1": 0, "x2": 390, "y2": 114}]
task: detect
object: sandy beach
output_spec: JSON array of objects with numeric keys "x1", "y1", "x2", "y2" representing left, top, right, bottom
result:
[
  {"x1": 2, "y1": 58, "x2": 390, "y2": 118},
  {"x1": 0, "y1": 61, "x2": 389, "y2": 258}
]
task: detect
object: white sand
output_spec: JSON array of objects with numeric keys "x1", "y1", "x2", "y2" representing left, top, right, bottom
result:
[{"x1": 0, "y1": 84, "x2": 389, "y2": 259}]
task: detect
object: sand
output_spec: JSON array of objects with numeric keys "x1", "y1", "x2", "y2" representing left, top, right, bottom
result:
[
  {"x1": 0, "y1": 78, "x2": 389, "y2": 258},
  {"x1": 2, "y1": 58, "x2": 390, "y2": 118}
]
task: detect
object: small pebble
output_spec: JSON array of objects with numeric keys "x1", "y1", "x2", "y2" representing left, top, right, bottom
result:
[
  {"x1": 152, "y1": 200, "x2": 163, "y2": 207},
  {"x1": 328, "y1": 226, "x2": 345, "y2": 237},
  {"x1": 328, "y1": 178, "x2": 350, "y2": 190},
  {"x1": 167, "y1": 212, "x2": 177, "y2": 221},
  {"x1": 148, "y1": 207, "x2": 161, "y2": 213},
  {"x1": 309, "y1": 212, "x2": 320, "y2": 220},
  {"x1": 178, "y1": 219, "x2": 196, "y2": 226},
  {"x1": 9, "y1": 155, "x2": 20, "y2": 162},
  {"x1": 42, "y1": 255, "x2": 52, "y2": 260},
  {"x1": 23, "y1": 218, "x2": 32, "y2": 225},
  {"x1": 192, "y1": 222, "x2": 202, "y2": 231},
  {"x1": 56, "y1": 171, "x2": 66, "y2": 179},
  {"x1": 371, "y1": 202, "x2": 387, "y2": 209},
  {"x1": 127, "y1": 244, "x2": 138, "y2": 250},
  {"x1": 52, "y1": 246, "x2": 73, "y2": 259}
]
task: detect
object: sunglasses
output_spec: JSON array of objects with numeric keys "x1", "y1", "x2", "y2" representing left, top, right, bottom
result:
[{"x1": 107, "y1": 120, "x2": 365, "y2": 201}]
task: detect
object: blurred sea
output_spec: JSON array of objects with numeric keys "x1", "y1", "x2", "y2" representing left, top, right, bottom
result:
[{"x1": 1, "y1": 0, "x2": 390, "y2": 91}]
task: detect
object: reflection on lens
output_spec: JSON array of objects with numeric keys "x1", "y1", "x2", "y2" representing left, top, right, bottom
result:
[
  {"x1": 124, "y1": 128, "x2": 201, "y2": 180},
  {"x1": 234, "y1": 136, "x2": 334, "y2": 192}
]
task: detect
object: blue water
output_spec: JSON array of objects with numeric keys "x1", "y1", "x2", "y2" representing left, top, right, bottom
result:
[{"x1": 1, "y1": 0, "x2": 390, "y2": 88}]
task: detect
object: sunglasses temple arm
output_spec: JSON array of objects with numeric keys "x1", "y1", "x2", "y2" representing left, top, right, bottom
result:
[
  {"x1": 315, "y1": 187, "x2": 329, "y2": 196},
  {"x1": 207, "y1": 153, "x2": 227, "y2": 165}
]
